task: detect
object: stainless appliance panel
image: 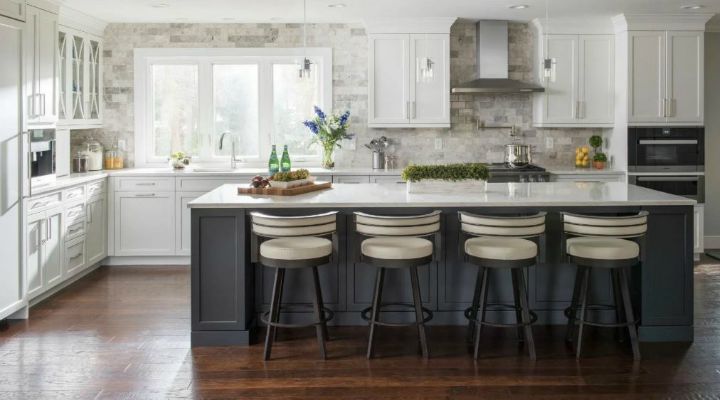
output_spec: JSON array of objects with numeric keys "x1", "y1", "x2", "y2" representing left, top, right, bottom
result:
[
  {"x1": 630, "y1": 175, "x2": 704, "y2": 203},
  {"x1": 628, "y1": 127, "x2": 704, "y2": 172}
]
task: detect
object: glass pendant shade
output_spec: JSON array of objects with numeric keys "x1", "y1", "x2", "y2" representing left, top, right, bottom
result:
[
  {"x1": 298, "y1": 57, "x2": 312, "y2": 79},
  {"x1": 418, "y1": 57, "x2": 435, "y2": 83},
  {"x1": 543, "y1": 57, "x2": 557, "y2": 83}
]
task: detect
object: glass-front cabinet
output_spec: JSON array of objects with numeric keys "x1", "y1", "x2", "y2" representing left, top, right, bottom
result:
[{"x1": 57, "y1": 25, "x2": 102, "y2": 128}]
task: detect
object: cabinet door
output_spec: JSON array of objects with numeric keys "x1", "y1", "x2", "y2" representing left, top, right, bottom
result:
[
  {"x1": 114, "y1": 192, "x2": 175, "y2": 256},
  {"x1": 24, "y1": 6, "x2": 57, "y2": 126},
  {"x1": 42, "y1": 208, "x2": 64, "y2": 289},
  {"x1": 85, "y1": 196, "x2": 106, "y2": 265},
  {"x1": 629, "y1": 31, "x2": 666, "y2": 123},
  {"x1": 667, "y1": 31, "x2": 703, "y2": 124},
  {"x1": 0, "y1": 0, "x2": 24, "y2": 21},
  {"x1": 64, "y1": 237, "x2": 86, "y2": 277},
  {"x1": 409, "y1": 34, "x2": 449, "y2": 124},
  {"x1": 368, "y1": 34, "x2": 410, "y2": 125},
  {"x1": 176, "y1": 192, "x2": 205, "y2": 256},
  {"x1": 85, "y1": 36, "x2": 102, "y2": 123},
  {"x1": 540, "y1": 35, "x2": 579, "y2": 124},
  {"x1": 57, "y1": 29, "x2": 68, "y2": 121},
  {"x1": 26, "y1": 217, "x2": 43, "y2": 299},
  {"x1": 578, "y1": 35, "x2": 614, "y2": 124},
  {"x1": 69, "y1": 32, "x2": 86, "y2": 121}
]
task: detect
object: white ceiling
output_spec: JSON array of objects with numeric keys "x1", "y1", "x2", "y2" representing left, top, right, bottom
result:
[{"x1": 59, "y1": 0, "x2": 720, "y2": 25}]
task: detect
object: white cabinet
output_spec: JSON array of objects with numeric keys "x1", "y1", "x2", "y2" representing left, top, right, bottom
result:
[
  {"x1": 113, "y1": 191, "x2": 175, "y2": 256},
  {"x1": 57, "y1": 26, "x2": 103, "y2": 127},
  {"x1": 176, "y1": 192, "x2": 205, "y2": 256},
  {"x1": 64, "y1": 236, "x2": 86, "y2": 277},
  {"x1": 368, "y1": 33, "x2": 450, "y2": 128},
  {"x1": 628, "y1": 30, "x2": 703, "y2": 125},
  {"x1": 85, "y1": 195, "x2": 106, "y2": 265},
  {"x1": 694, "y1": 204, "x2": 704, "y2": 256},
  {"x1": 533, "y1": 34, "x2": 614, "y2": 127},
  {"x1": 26, "y1": 206, "x2": 64, "y2": 299},
  {"x1": 550, "y1": 173, "x2": 625, "y2": 183},
  {"x1": 332, "y1": 175, "x2": 370, "y2": 184},
  {"x1": 24, "y1": 5, "x2": 58, "y2": 127},
  {"x1": 0, "y1": 0, "x2": 24, "y2": 21}
]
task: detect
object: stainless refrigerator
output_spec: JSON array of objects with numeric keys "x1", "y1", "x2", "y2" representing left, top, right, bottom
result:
[{"x1": 0, "y1": 14, "x2": 28, "y2": 320}]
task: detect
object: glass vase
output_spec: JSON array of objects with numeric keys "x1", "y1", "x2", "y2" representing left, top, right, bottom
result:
[{"x1": 321, "y1": 143, "x2": 335, "y2": 169}]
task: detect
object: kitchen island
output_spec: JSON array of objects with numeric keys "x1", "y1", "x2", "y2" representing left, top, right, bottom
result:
[{"x1": 189, "y1": 182, "x2": 695, "y2": 347}]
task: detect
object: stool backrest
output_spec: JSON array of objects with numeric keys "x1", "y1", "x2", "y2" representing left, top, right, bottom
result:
[
  {"x1": 354, "y1": 210, "x2": 441, "y2": 237},
  {"x1": 562, "y1": 211, "x2": 648, "y2": 238},
  {"x1": 459, "y1": 211, "x2": 546, "y2": 238},
  {"x1": 251, "y1": 211, "x2": 337, "y2": 238}
]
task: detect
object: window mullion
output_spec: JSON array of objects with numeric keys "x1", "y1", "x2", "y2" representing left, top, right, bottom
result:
[
  {"x1": 198, "y1": 60, "x2": 214, "y2": 161},
  {"x1": 258, "y1": 60, "x2": 273, "y2": 164}
]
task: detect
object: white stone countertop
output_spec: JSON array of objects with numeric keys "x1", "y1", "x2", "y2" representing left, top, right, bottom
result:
[
  {"x1": 546, "y1": 168, "x2": 626, "y2": 175},
  {"x1": 106, "y1": 167, "x2": 404, "y2": 177},
  {"x1": 188, "y1": 182, "x2": 695, "y2": 209},
  {"x1": 31, "y1": 172, "x2": 108, "y2": 196}
]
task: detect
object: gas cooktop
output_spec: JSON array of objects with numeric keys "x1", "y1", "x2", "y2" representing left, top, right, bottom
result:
[
  {"x1": 484, "y1": 163, "x2": 550, "y2": 183},
  {"x1": 486, "y1": 163, "x2": 547, "y2": 172}
]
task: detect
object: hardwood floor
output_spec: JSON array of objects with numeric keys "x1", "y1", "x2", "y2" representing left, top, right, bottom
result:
[{"x1": 2, "y1": 257, "x2": 720, "y2": 399}]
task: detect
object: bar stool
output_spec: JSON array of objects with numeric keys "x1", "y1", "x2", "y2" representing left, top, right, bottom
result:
[
  {"x1": 562, "y1": 211, "x2": 648, "y2": 361},
  {"x1": 459, "y1": 211, "x2": 547, "y2": 361},
  {"x1": 250, "y1": 211, "x2": 338, "y2": 361},
  {"x1": 354, "y1": 210, "x2": 441, "y2": 359}
]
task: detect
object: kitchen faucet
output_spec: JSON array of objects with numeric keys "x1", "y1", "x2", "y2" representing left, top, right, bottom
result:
[{"x1": 219, "y1": 132, "x2": 238, "y2": 169}]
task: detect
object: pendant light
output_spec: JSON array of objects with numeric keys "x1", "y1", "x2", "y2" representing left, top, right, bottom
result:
[
  {"x1": 299, "y1": 0, "x2": 313, "y2": 79},
  {"x1": 542, "y1": 0, "x2": 557, "y2": 83},
  {"x1": 418, "y1": 34, "x2": 435, "y2": 83}
]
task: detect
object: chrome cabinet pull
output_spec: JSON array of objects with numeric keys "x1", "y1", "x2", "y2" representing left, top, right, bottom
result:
[
  {"x1": 70, "y1": 252, "x2": 83, "y2": 261},
  {"x1": 136, "y1": 182, "x2": 156, "y2": 186},
  {"x1": 47, "y1": 217, "x2": 52, "y2": 241},
  {"x1": 86, "y1": 203, "x2": 93, "y2": 224},
  {"x1": 135, "y1": 193, "x2": 156, "y2": 197}
]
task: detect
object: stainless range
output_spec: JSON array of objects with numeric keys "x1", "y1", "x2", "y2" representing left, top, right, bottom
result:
[{"x1": 486, "y1": 163, "x2": 550, "y2": 183}]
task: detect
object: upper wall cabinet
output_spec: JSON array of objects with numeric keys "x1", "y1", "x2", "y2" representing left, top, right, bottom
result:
[
  {"x1": 532, "y1": 33, "x2": 615, "y2": 127},
  {"x1": 57, "y1": 26, "x2": 103, "y2": 128},
  {"x1": 24, "y1": 4, "x2": 58, "y2": 128},
  {"x1": 365, "y1": 18, "x2": 455, "y2": 128},
  {"x1": 628, "y1": 31, "x2": 703, "y2": 125},
  {"x1": 0, "y1": 0, "x2": 25, "y2": 21}
]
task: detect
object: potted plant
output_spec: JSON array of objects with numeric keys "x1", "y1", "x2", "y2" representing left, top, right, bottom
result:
[
  {"x1": 593, "y1": 153, "x2": 608, "y2": 170},
  {"x1": 303, "y1": 106, "x2": 353, "y2": 169},
  {"x1": 268, "y1": 169, "x2": 315, "y2": 189},
  {"x1": 169, "y1": 151, "x2": 191, "y2": 169},
  {"x1": 401, "y1": 163, "x2": 490, "y2": 194}
]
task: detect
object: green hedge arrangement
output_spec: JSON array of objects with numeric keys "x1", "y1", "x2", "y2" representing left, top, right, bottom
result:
[
  {"x1": 401, "y1": 163, "x2": 490, "y2": 182},
  {"x1": 270, "y1": 169, "x2": 310, "y2": 182}
]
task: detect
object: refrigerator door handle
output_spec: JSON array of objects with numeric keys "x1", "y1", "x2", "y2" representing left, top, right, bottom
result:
[{"x1": 25, "y1": 131, "x2": 32, "y2": 198}]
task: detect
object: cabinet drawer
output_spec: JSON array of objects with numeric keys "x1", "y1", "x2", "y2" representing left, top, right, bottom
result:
[
  {"x1": 176, "y1": 177, "x2": 250, "y2": 192},
  {"x1": 115, "y1": 177, "x2": 174, "y2": 192},
  {"x1": 371, "y1": 175, "x2": 405, "y2": 184},
  {"x1": 64, "y1": 237, "x2": 86, "y2": 276},
  {"x1": 63, "y1": 185, "x2": 85, "y2": 203},
  {"x1": 65, "y1": 219, "x2": 85, "y2": 242},
  {"x1": 27, "y1": 192, "x2": 61, "y2": 214},
  {"x1": 65, "y1": 203, "x2": 86, "y2": 224},
  {"x1": 86, "y1": 180, "x2": 106, "y2": 199},
  {"x1": 332, "y1": 175, "x2": 371, "y2": 184}
]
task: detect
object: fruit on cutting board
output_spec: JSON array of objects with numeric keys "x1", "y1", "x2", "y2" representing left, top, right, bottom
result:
[
  {"x1": 250, "y1": 175, "x2": 271, "y2": 188},
  {"x1": 575, "y1": 146, "x2": 590, "y2": 168}
]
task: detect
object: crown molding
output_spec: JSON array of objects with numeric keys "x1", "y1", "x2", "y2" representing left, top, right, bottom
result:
[
  {"x1": 58, "y1": 6, "x2": 107, "y2": 36},
  {"x1": 363, "y1": 17, "x2": 457, "y2": 34},
  {"x1": 531, "y1": 17, "x2": 614, "y2": 35},
  {"x1": 707, "y1": 20, "x2": 720, "y2": 33},
  {"x1": 613, "y1": 13, "x2": 715, "y2": 33},
  {"x1": 26, "y1": 0, "x2": 60, "y2": 13}
]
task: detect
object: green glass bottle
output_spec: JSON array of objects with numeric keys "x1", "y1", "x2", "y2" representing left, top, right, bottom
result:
[
  {"x1": 268, "y1": 145, "x2": 279, "y2": 175},
  {"x1": 280, "y1": 145, "x2": 291, "y2": 172}
]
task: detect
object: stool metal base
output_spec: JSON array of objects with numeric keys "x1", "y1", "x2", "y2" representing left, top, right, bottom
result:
[
  {"x1": 263, "y1": 264, "x2": 332, "y2": 361},
  {"x1": 361, "y1": 303, "x2": 433, "y2": 327},
  {"x1": 565, "y1": 260, "x2": 641, "y2": 361},
  {"x1": 365, "y1": 265, "x2": 432, "y2": 359}
]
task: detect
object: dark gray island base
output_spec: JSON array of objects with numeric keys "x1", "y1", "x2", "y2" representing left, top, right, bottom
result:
[{"x1": 189, "y1": 183, "x2": 695, "y2": 347}]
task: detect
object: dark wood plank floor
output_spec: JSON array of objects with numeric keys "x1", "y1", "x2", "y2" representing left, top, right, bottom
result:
[{"x1": 2, "y1": 257, "x2": 720, "y2": 399}]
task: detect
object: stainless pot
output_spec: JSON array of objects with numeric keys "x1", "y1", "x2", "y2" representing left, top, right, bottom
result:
[{"x1": 504, "y1": 144, "x2": 532, "y2": 168}]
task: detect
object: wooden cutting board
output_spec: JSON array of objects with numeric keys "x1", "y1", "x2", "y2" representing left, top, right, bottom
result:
[{"x1": 237, "y1": 181, "x2": 332, "y2": 196}]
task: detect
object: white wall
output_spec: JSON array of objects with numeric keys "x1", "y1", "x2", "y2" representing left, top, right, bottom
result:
[{"x1": 705, "y1": 32, "x2": 720, "y2": 249}]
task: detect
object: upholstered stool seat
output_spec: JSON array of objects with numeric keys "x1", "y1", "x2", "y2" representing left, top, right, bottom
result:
[
  {"x1": 251, "y1": 211, "x2": 338, "y2": 361},
  {"x1": 465, "y1": 237, "x2": 538, "y2": 261},
  {"x1": 361, "y1": 237, "x2": 433, "y2": 261},
  {"x1": 566, "y1": 237, "x2": 639, "y2": 261},
  {"x1": 354, "y1": 210, "x2": 442, "y2": 359},
  {"x1": 260, "y1": 237, "x2": 332, "y2": 262}
]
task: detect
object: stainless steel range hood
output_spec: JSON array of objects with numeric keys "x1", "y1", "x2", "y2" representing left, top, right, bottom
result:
[{"x1": 452, "y1": 20, "x2": 544, "y2": 94}]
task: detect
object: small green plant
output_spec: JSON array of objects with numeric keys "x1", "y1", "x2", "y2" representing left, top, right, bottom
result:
[
  {"x1": 593, "y1": 152, "x2": 608, "y2": 162},
  {"x1": 270, "y1": 169, "x2": 310, "y2": 182},
  {"x1": 401, "y1": 163, "x2": 490, "y2": 182},
  {"x1": 589, "y1": 135, "x2": 603, "y2": 151}
]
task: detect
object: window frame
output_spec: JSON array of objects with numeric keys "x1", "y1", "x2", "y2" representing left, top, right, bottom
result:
[{"x1": 133, "y1": 47, "x2": 333, "y2": 167}]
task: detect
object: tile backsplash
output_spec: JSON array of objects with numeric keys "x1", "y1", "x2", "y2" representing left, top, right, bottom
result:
[{"x1": 96, "y1": 21, "x2": 603, "y2": 169}]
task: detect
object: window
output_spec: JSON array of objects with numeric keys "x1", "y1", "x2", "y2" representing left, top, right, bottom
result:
[{"x1": 134, "y1": 48, "x2": 332, "y2": 167}]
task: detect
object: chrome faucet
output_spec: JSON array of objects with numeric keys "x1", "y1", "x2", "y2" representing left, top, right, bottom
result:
[{"x1": 219, "y1": 132, "x2": 238, "y2": 169}]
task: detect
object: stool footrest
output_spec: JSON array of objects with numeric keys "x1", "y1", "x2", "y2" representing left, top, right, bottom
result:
[
  {"x1": 464, "y1": 303, "x2": 538, "y2": 328},
  {"x1": 361, "y1": 302, "x2": 433, "y2": 327},
  {"x1": 564, "y1": 304, "x2": 639, "y2": 328},
  {"x1": 261, "y1": 305, "x2": 335, "y2": 329}
]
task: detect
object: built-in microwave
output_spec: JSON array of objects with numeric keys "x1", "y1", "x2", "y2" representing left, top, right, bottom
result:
[
  {"x1": 29, "y1": 129, "x2": 56, "y2": 186},
  {"x1": 628, "y1": 127, "x2": 704, "y2": 172}
]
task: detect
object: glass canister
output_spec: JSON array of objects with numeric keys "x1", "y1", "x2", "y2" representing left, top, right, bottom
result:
[
  {"x1": 72, "y1": 152, "x2": 88, "y2": 173},
  {"x1": 104, "y1": 143, "x2": 124, "y2": 170},
  {"x1": 84, "y1": 136, "x2": 104, "y2": 171}
]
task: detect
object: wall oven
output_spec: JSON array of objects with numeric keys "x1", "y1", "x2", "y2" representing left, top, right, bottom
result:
[
  {"x1": 628, "y1": 127, "x2": 704, "y2": 172},
  {"x1": 29, "y1": 129, "x2": 56, "y2": 187},
  {"x1": 629, "y1": 175, "x2": 704, "y2": 203}
]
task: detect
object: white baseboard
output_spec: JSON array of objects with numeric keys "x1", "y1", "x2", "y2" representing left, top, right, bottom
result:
[
  {"x1": 105, "y1": 256, "x2": 190, "y2": 266},
  {"x1": 704, "y1": 236, "x2": 720, "y2": 250}
]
